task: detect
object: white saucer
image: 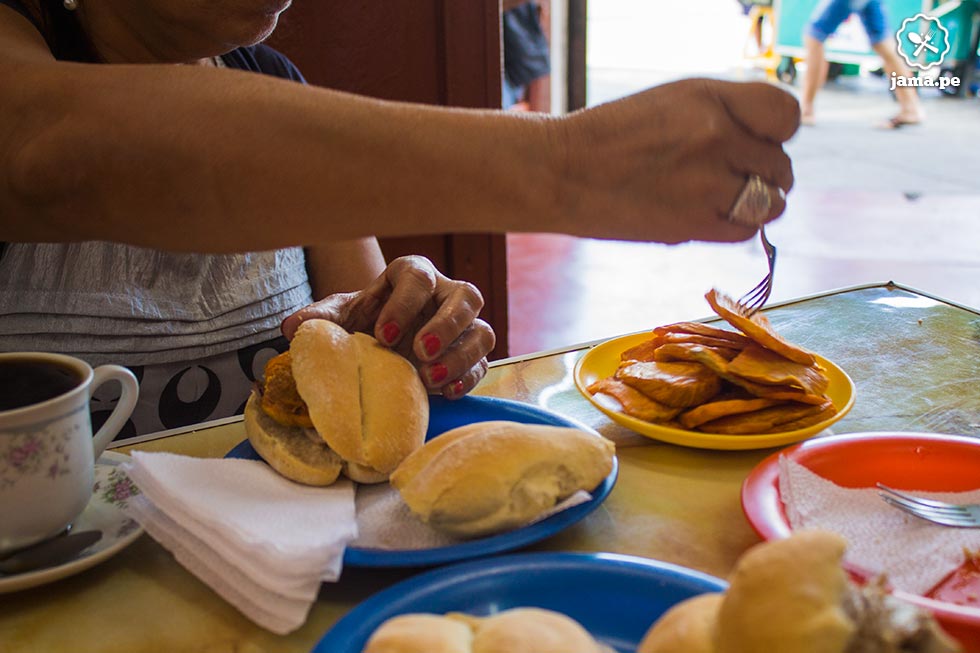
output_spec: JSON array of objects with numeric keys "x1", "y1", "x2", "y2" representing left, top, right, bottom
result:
[{"x1": 0, "y1": 450, "x2": 144, "y2": 594}]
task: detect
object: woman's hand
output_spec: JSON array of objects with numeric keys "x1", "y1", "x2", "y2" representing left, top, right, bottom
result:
[
  {"x1": 553, "y1": 78, "x2": 800, "y2": 243},
  {"x1": 281, "y1": 255, "x2": 495, "y2": 399}
]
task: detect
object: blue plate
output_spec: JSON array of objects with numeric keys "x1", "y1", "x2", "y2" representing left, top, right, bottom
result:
[
  {"x1": 226, "y1": 395, "x2": 619, "y2": 568},
  {"x1": 313, "y1": 551, "x2": 728, "y2": 653}
]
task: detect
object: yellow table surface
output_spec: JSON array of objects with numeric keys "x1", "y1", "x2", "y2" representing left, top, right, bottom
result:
[{"x1": 3, "y1": 283, "x2": 979, "y2": 653}]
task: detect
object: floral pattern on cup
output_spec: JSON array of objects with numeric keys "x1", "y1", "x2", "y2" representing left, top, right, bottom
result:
[{"x1": 0, "y1": 431, "x2": 73, "y2": 490}]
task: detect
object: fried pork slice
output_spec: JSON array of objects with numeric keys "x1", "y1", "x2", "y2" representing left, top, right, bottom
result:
[
  {"x1": 652, "y1": 321, "x2": 753, "y2": 347},
  {"x1": 587, "y1": 377, "x2": 682, "y2": 423},
  {"x1": 259, "y1": 351, "x2": 315, "y2": 428},
  {"x1": 620, "y1": 336, "x2": 666, "y2": 363},
  {"x1": 680, "y1": 344, "x2": 828, "y2": 404},
  {"x1": 705, "y1": 289, "x2": 817, "y2": 366},
  {"x1": 616, "y1": 360, "x2": 721, "y2": 408},
  {"x1": 662, "y1": 332, "x2": 750, "y2": 350},
  {"x1": 698, "y1": 400, "x2": 835, "y2": 435},
  {"x1": 678, "y1": 397, "x2": 786, "y2": 430},
  {"x1": 727, "y1": 344, "x2": 830, "y2": 395},
  {"x1": 653, "y1": 342, "x2": 743, "y2": 363}
]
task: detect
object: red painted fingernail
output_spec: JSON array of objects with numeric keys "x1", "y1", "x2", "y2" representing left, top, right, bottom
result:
[
  {"x1": 450, "y1": 379, "x2": 465, "y2": 396},
  {"x1": 381, "y1": 321, "x2": 400, "y2": 345},
  {"x1": 422, "y1": 333, "x2": 441, "y2": 358},
  {"x1": 428, "y1": 363, "x2": 448, "y2": 384}
]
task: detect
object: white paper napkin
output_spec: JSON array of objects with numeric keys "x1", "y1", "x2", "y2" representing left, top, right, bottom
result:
[
  {"x1": 353, "y1": 484, "x2": 593, "y2": 550},
  {"x1": 779, "y1": 456, "x2": 980, "y2": 595},
  {"x1": 122, "y1": 451, "x2": 357, "y2": 635}
]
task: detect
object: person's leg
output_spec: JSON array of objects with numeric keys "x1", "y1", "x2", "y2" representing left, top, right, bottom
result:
[
  {"x1": 801, "y1": 36, "x2": 829, "y2": 124},
  {"x1": 862, "y1": 1, "x2": 924, "y2": 126},
  {"x1": 802, "y1": 0, "x2": 850, "y2": 124},
  {"x1": 871, "y1": 41, "x2": 925, "y2": 125}
]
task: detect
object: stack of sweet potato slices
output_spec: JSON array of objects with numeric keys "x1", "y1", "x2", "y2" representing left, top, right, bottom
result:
[{"x1": 586, "y1": 289, "x2": 837, "y2": 435}]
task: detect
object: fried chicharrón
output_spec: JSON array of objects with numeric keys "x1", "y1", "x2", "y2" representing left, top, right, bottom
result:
[{"x1": 586, "y1": 290, "x2": 838, "y2": 435}]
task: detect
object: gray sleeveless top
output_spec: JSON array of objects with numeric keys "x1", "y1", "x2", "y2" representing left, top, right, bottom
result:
[{"x1": 0, "y1": 242, "x2": 313, "y2": 366}]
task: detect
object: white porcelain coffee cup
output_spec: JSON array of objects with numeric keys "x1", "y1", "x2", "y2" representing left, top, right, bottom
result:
[{"x1": 0, "y1": 352, "x2": 139, "y2": 554}]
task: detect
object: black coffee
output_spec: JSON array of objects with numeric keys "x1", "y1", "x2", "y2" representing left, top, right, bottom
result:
[{"x1": 0, "y1": 358, "x2": 84, "y2": 411}]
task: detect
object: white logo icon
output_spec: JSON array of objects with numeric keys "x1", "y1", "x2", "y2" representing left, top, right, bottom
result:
[{"x1": 895, "y1": 14, "x2": 950, "y2": 70}]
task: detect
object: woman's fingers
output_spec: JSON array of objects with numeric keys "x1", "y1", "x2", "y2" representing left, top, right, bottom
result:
[
  {"x1": 712, "y1": 80, "x2": 801, "y2": 144},
  {"x1": 439, "y1": 357, "x2": 490, "y2": 400},
  {"x1": 724, "y1": 133, "x2": 794, "y2": 195},
  {"x1": 419, "y1": 319, "x2": 495, "y2": 395},
  {"x1": 411, "y1": 278, "x2": 485, "y2": 363},
  {"x1": 371, "y1": 256, "x2": 438, "y2": 347}
]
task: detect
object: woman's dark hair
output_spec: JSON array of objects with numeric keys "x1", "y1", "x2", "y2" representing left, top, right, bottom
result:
[{"x1": 34, "y1": 0, "x2": 100, "y2": 62}]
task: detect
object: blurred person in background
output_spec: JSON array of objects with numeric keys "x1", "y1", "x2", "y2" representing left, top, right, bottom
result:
[
  {"x1": 502, "y1": 0, "x2": 551, "y2": 111},
  {"x1": 800, "y1": 0, "x2": 925, "y2": 128}
]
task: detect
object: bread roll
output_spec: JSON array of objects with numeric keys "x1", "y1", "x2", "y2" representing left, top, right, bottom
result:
[
  {"x1": 716, "y1": 531, "x2": 855, "y2": 653},
  {"x1": 467, "y1": 608, "x2": 609, "y2": 653},
  {"x1": 390, "y1": 420, "x2": 615, "y2": 538},
  {"x1": 363, "y1": 614, "x2": 473, "y2": 653},
  {"x1": 637, "y1": 593, "x2": 722, "y2": 653},
  {"x1": 290, "y1": 320, "x2": 428, "y2": 480},
  {"x1": 364, "y1": 608, "x2": 609, "y2": 653},
  {"x1": 243, "y1": 393, "x2": 343, "y2": 486}
]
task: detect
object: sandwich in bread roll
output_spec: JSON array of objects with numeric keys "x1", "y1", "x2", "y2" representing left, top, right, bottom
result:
[
  {"x1": 244, "y1": 319, "x2": 428, "y2": 486},
  {"x1": 390, "y1": 420, "x2": 615, "y2": 538},
  {"x1": 638, "y1": 530, "x2": 962, "y2": 653},
  {"x1": 363, "y1": 607, "x2": 613, "y2": 653}
]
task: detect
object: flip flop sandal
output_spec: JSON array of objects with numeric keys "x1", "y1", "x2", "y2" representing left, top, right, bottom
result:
[{"x1": 877, "y1": 116, "x2": 922, "y2": 130}]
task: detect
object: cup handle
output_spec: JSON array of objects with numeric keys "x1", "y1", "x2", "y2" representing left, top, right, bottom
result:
[{"x1": 90, "y1": 365, "x2": 140, "y2": 457}]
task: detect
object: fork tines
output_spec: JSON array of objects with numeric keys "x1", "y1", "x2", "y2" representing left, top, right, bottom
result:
[
  {"x1": 737, "y1": 229, "x2": 776, "y2": 317},
  {"x1": 876, "y1": 483, "x2": 980, "y2": 528}
]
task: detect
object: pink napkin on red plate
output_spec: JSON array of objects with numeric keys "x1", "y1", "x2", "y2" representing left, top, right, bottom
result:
[{"x1": 779, "y1": 456, "x2": 980, "y2": 595}]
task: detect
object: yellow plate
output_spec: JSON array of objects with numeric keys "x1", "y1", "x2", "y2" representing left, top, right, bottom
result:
[{"x1": 573, "y1": 332, "x2": 856, "y2": 450}]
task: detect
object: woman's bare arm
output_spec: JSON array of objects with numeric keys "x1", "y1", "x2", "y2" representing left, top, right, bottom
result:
[
  {"x1": 304, "y1": 238, "x2": 387, "y2": 300},
  {"x1": 0, "y1": 6, "x2": 560, "y2": 252},
  {"x1": 0, "y1": 6, "x2": 800, "y2": 253}
]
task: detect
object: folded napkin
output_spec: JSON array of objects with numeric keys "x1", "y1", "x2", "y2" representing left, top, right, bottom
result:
[
  {"x1": 779, "y1": 456, "x2": 980, "y2": 595},
  {"x1": 122, "y1": 451, "x2": 357, "y2": 635}
]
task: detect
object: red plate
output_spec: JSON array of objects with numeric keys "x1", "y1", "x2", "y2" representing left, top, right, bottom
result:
[{"x1": 742, "y1": 432, "x2": 980, "y2": 651}]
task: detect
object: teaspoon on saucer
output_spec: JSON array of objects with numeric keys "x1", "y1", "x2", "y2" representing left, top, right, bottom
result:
[{"x1": 0, "y1": 529, "x2": 102, "y2": 575}]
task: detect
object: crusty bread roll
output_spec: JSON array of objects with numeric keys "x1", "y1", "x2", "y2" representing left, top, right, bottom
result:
[
  {"x1": 362, "y1": 614, "x2": 473, "y2": 653},
  {"x1": 291, "y1": 320, "x2": 428, "y2": 478},
  {"x1": 243, "y1": 393, "x2": 344, "y2": 486},
  {"x1": 363, "y1": 608, "x2": 610, "y2": 653},
  {"x1": 390, "y1": 420, "x2": 615, "y2": 538},
  {"x1": 638, "y1": 531, "x2": 962, "y2": 653},
  {"x1": 636, "y1": 593, "x2": 722, "y2": 653},
  {"x1": 464, "y1": 608, "x2": 609, "y2": 653},
  {"x1": 716, "y1": 530, "x2": 855, "y2": 653}
]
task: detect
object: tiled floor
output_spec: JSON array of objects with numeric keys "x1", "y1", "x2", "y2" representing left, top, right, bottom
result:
[{"x1": 506, "y1": 0, "x2": 980, "y2": 356}]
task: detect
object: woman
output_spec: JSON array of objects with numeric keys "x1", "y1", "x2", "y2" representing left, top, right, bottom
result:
[{"x1": 0, "y1": 0, "x2": 799, "y2": 436}]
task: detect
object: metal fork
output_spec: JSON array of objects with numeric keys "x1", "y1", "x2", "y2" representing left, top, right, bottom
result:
[
  {"x1": 737, "y1": 228, "x2": 777, "y2": 316},
  {"x1": 877, "y1": 483, "x2": 980, "y2": 528}
]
